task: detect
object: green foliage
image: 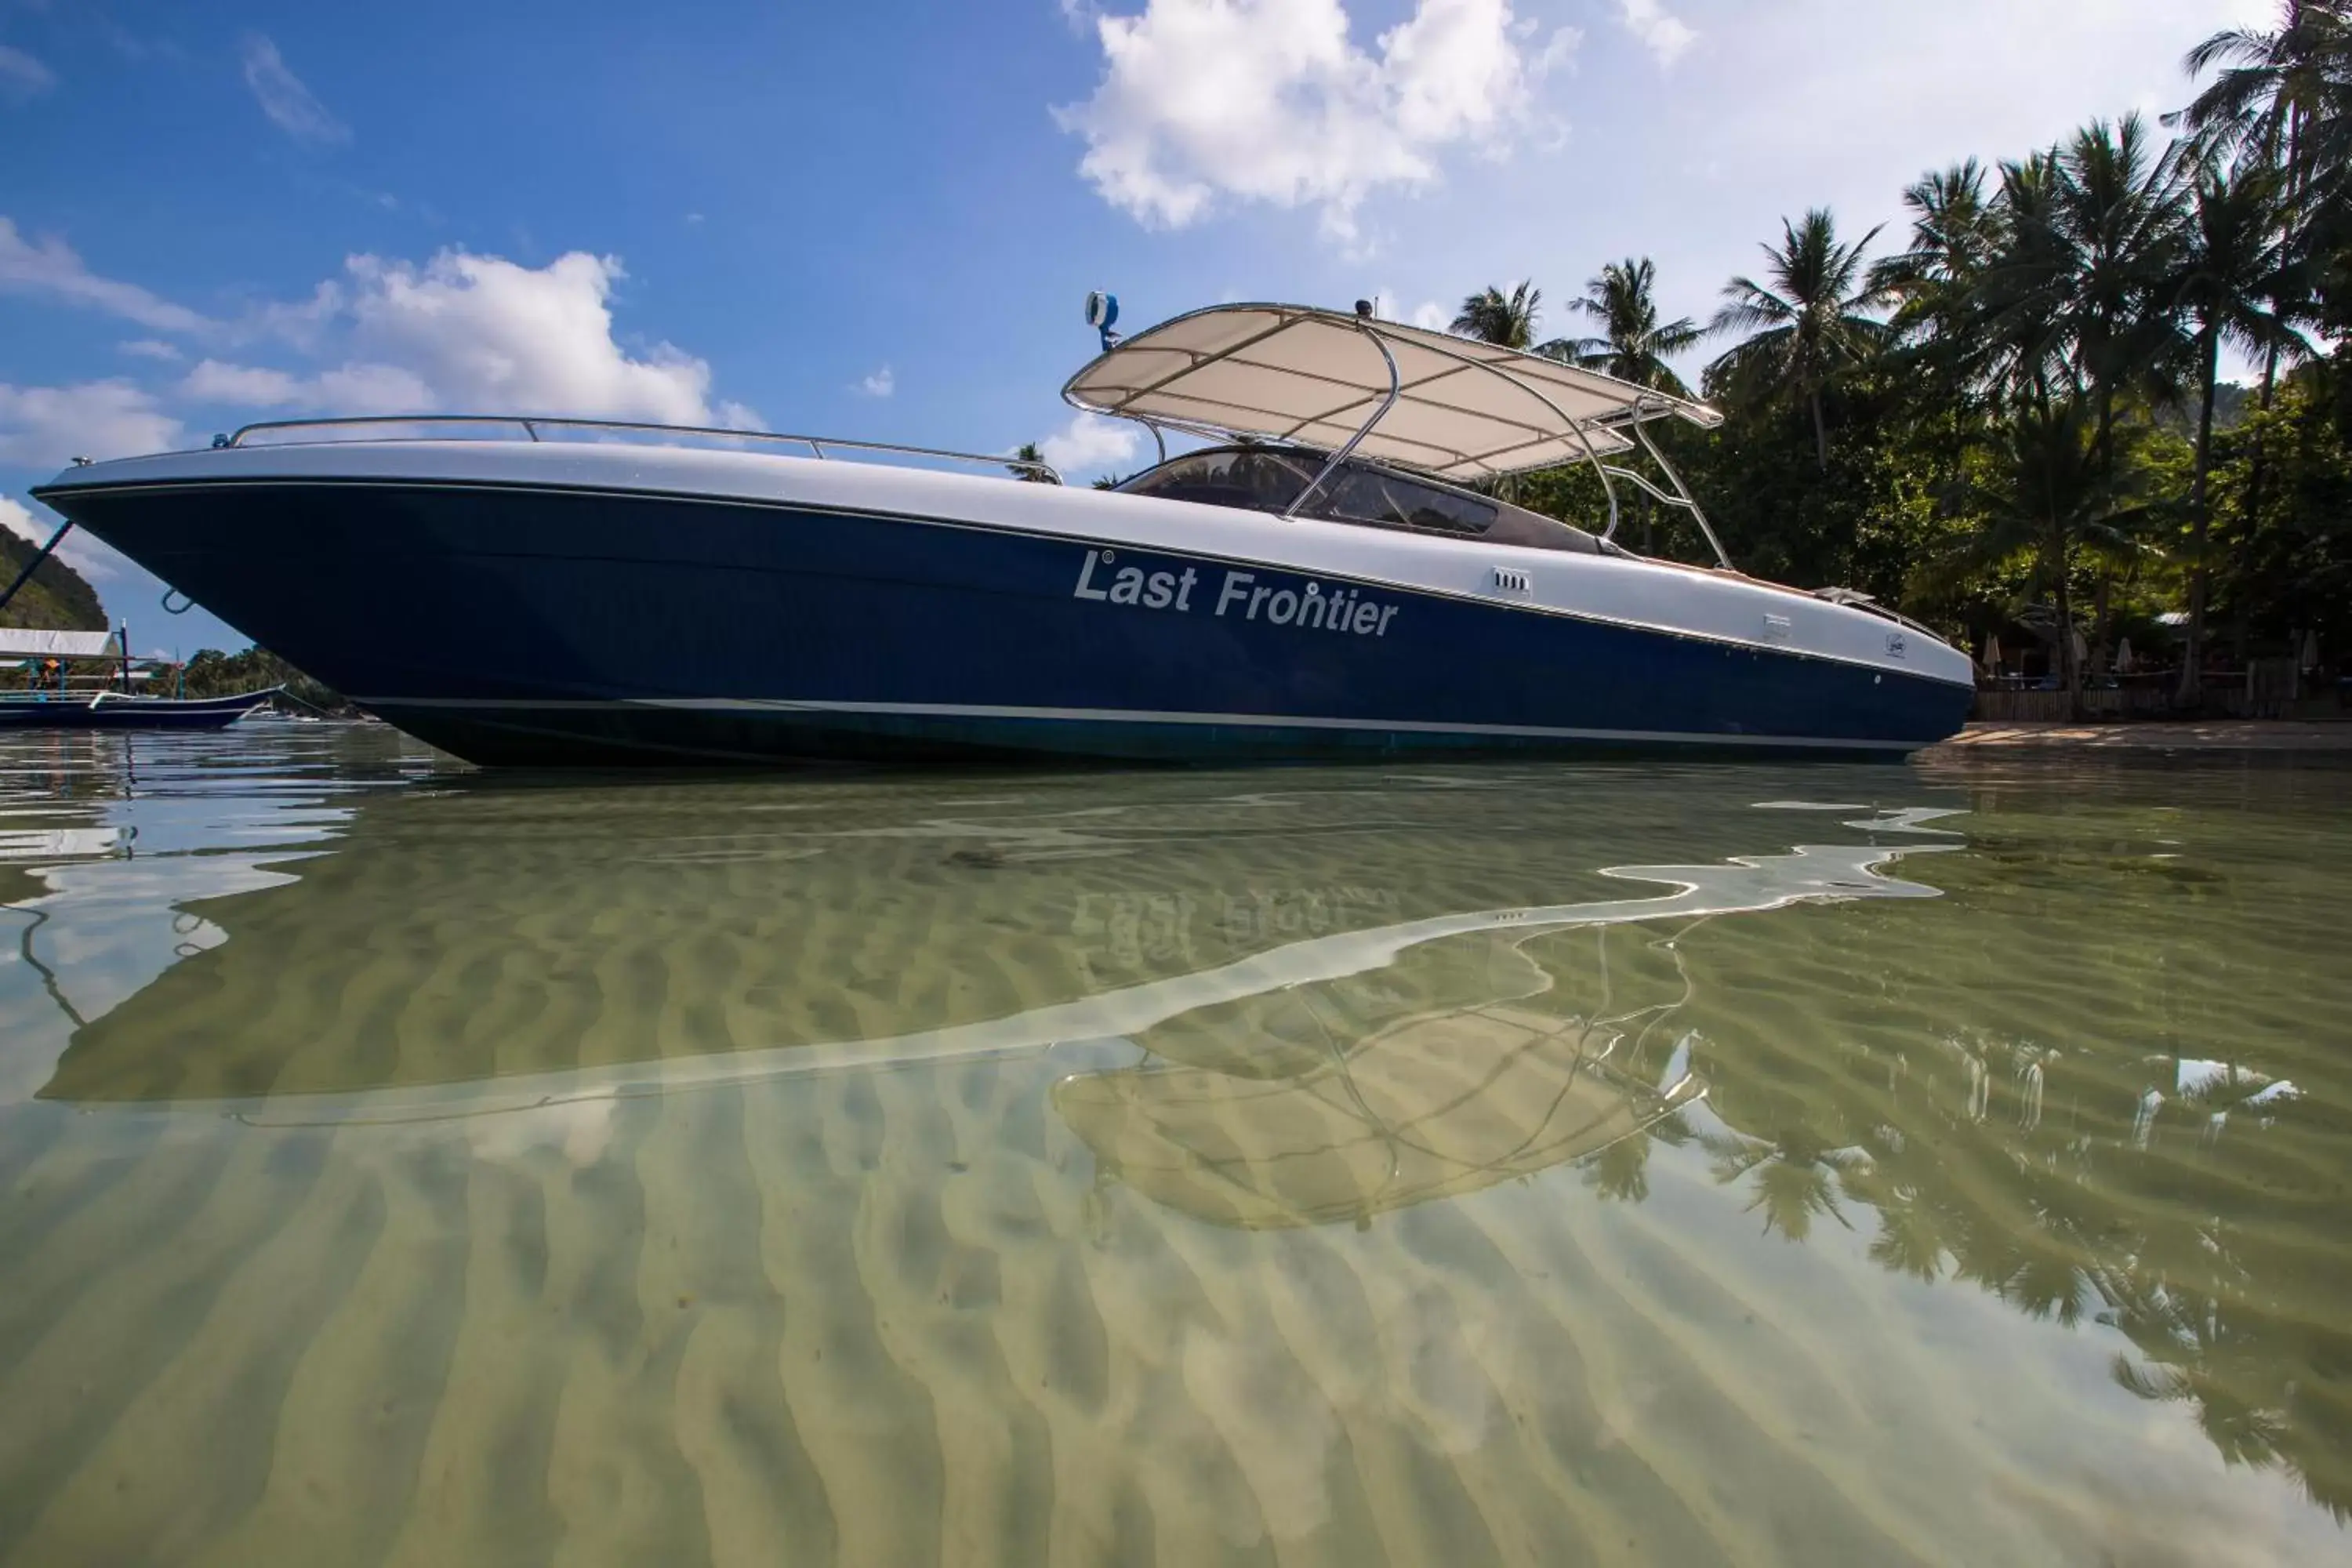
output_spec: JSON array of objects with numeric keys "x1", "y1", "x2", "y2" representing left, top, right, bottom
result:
[
  {"x1": 2210, "y1": 367, "x2": 2352, "y2": 648},
  {"x1": 178, "y1": 646, "x2": 343, "y2": 709},
  {"x1": 1482, "y1": 0, "x2": 2352, "y2": 711},
  {"x1": 1542, "y1": 258, "x2": 1705, "y2": 394},
  {"x1": 1707, "y1": 209, "x2": 1891, "y2": 470},
  {"x1": 0, "y1": 526, "x2": 107, "y2": 633},
  {"x1": 1451, "y1": 282, "x2": 1541, "y2": 349}
]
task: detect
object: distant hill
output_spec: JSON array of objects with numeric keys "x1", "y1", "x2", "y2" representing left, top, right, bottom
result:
[
  {"x1": 179, "y1": 645, "x2": 346, "y2": 709},
  {"x1": 2152, "y1": 380, "x2": 2254, "y2": 438},
  {"x1": 2211, "y1": 380, "x2": 2252, "y2": 430},
  {"x1": 0, "y1": 526, "x2": 107, "y2": 633}
]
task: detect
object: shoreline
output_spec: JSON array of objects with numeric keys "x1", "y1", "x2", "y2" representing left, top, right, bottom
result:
[{"x1": 1924, "y1": 719, "x2": 2352, "y2": 755}]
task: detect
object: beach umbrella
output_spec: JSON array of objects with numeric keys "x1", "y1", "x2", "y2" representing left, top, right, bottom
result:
[
  {"x1": 2115, "y1": 637, "x2": 2133, "y2": 673},
  {"x1": 2303, "y1": 630, "x2": 2321, "y2": 671},
  {"x1": 2070, "y1": 628, "x2": 2088, "y2": 666},
  {"x1": 1984, "y1": 633, "x2": 2002, "y2": 673}
]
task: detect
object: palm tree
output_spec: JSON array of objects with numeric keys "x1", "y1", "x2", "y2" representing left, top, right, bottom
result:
[
  {"x1": 1544, "y1": 257, "x2": 1706, "y2": 394},
  {"x1": 1875, "y1": 159, "x2": 2002, "y2": 361},
  {"x1": 2053, "y1": 115, "x2": 2191, "y2": 468},
  {"x1": 1007, "y1": 441, "x2": 1053, "y2": 484},
  {"x1": 1707, "y1": 209, "x2": 1889, "y2": 470},
  {"x1": 1875, "y1": 162, "x2": 2006, "y2": 535},
  {"x1": 2172, "y1": 2, "x2": 2347, "y2": 684},
  {"x1": 1974, "y1": 150, "x2": 2078, "y2": 411},
  {"x1": 1944, "y1": 398, "x2": 2154, "y2": 712},
  {"x1": 1450, "y1": 282, "x2": 1541, "y2": 350},
  {"x1": 2170, "y1": 158, "x2": 2303, "y2": 699},
  {"x1": 2172, "y1": 1, "x2": 2352, "y2": 203},
  {"x1": 2038, "y1": 118, "x2": 2193, "y2": 681}
]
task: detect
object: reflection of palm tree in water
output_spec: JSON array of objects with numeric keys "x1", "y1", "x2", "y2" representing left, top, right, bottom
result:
[
  {"x1": 1704, "y1": 1125, "x2": 1866, "y2": 1243},
  {"x1": 1692, "y1": 1012, "x2": 2352, "y2": 1519}
]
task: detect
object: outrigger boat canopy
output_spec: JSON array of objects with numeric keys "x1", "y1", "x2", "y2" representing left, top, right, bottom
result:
[
  {"x1": 0, "y1": 628, "x2": 117, "y2": 659},
  {"x1": 1062, "y1": 302, "x2": 1723, "y2": 484}
]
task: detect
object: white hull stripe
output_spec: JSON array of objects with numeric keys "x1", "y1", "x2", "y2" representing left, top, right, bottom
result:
[{"x1": 355, "y1": 695, "x2": 1925, "y2": 751}]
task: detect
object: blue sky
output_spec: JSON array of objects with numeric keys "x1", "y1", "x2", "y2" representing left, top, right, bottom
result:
[{"x1": 2, "y1": 0, "x2": 2273, "y2": 655}]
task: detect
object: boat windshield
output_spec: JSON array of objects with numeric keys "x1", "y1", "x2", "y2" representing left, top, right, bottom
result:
[
  {"x1": 1121, "y1": 447, "x2": 1497, "y2": 533},
  {"x1": 1119, "y1": 446, "x2": 1597, "y2": 553},
  {"x1": 1115, "y1": 448, "x2": 1324, "y2": 515}
]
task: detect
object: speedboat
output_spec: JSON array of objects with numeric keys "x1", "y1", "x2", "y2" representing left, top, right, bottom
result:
[{"x1": 27, "y1": 301, "x2": 1974, "y2": 765}]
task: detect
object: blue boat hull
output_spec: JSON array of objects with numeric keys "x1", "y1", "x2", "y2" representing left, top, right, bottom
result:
[{"x1": 45, "y1": 481, "x2": 1973, "y2": 765}]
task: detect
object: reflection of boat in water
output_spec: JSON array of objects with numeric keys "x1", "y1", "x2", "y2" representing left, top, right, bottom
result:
[
  {"x1": 33, "y1": 763, "x2": 1951, "y2": 1132},
  {"x1": 1057, "y1": 1002, "x2": 1701, "y2": 1230},
  {"x1": 31, "y1": 304, "x2": 1972, "y2": 765}
]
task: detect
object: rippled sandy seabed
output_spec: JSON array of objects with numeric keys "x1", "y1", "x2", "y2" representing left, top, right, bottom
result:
[{"x1": 1, "y1": 726, "x2": 2348, "y2": 1567}]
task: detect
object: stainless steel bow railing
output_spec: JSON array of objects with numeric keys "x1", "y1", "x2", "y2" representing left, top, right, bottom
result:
[{"x1": 219, "y1": 415, "x2": 1063, "y2": 484}]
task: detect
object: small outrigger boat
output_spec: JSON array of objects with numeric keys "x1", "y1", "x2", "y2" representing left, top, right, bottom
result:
[
  {"x1": 27, "y1": 299, "x2": 1974, "y2": 764},
  {"x1": 0, "y1": 688, "x2": 280, "y2": 731},
  {"x1": 0, "y1": 628, "x2": 276, "y2": 731}
]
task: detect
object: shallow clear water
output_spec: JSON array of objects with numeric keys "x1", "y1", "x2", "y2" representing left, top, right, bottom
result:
[{"x1": 1, "y1": 725, "x2": 2348, "y2": 1566}]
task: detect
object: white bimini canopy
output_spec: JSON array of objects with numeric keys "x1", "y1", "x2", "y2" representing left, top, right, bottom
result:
[{"x1": 1062, "y1": 303, "x2": 1722, "y2": 484}]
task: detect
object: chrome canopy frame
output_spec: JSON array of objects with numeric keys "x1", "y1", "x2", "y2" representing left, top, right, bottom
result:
[
  {"x1": 1283, "y1": 322, "x2": 1400, "y2": 521},
  {"x1": 1062, "y1": 303, "x2": 1732, "y2": 570}
]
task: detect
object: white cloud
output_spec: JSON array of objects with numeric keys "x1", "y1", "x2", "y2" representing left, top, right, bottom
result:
[
  {"x1": 1410, "y1": 299, "x2": 1449, "y2": 330},
  {"x1": 0, "y1": 220, "x2": 752, "y2": 441},
  {"x1": 0, "y1": 45, "x2": 53, "y2": 103},
  {"x1": 1055, "y1": 0, "x2": 1574, "y2": 240},
  {"x1": 238, "y1": 279, "x2": 343, "y2": 354},
  {"x1": 1039, "y1": 411, "x2": 1142, "y2": 478},
  {"x1": 179, "y1": 358, "x2": 433, "y2": 415},
  {"x1": 180, "y1": 359, "x2": 300, "y2": 407},
  {"x1": 239, "y1": 34, "x2": 349, "y2": 147},
  {"x1": 313, "y1": 361, "x2": 437, "y2": 412},
  {"x1": 858, "y1": 365, "x2": 895, "y2": 398},
  {"x1": 0, "y1": 498, "x2": 49, "y2": 547},
  {"x1": 0, "y1": 380, "x2": 185, "y2": 469},
  {"x1": 165, "y1": 249, "x2": 750, "y2": 426},
  {"x1": 1617, "y1": 0, "x2": 1693, "y2": 67},
  {"x1": 335, "y1": 250, "x2": 724, "y2": 422},
  {"x1": 0, "y1": 217, "x2": 212, "y2": 335}
]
